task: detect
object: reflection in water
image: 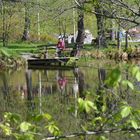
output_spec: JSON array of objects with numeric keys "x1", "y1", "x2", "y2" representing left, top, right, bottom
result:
[
  {"x1": 26, "y1": 70, "x2": 35, "y2": 111},
  {"x1": 1, "y1": 72, "x2": 9, "y2": 99},
  {"x1": 57, "y1": 71, "x2": 67, "y2": 91},
  {"x1": 124, "y1": 67, "x2": 130, "y2": 101},
  {"x1": 0, "y1": 60, "x2": 140, "y2": 140},
  {"x1": 73, "y1": 68, "x2": 85, "y2": 99},
  {"x1": 95, "y1": 68, "x2": 107, "y2": 115},
  {"x1": 57, "y1": 70, "x2": 69, "y2": 103},
  {"x1": 38, "y1": 72, "x2": 42, "y2": 114},
  {"x1": 23, "y1": 68, "x2": 81, "y2": 112},
  {"x1": 98, "y1": 68, "x2": 106, "y2": 86},
  {"x1": 96, "y1": 68, "x2": 118, "y2": 117},
  {"x1": 26, "y1": 70, "x2": 32, "y2": 101}
]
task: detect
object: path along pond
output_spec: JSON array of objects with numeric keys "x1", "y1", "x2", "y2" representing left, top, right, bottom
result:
[{"x1": 0, "y1": 59, "x2": 140, "y2": 140}]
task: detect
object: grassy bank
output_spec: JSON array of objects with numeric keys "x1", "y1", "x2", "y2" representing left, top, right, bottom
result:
[{"x1": 0, "y1": 41, "x2": 140, "y2": 70}]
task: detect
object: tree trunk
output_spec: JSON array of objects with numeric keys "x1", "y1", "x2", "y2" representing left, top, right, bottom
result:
[
  {"x1": 117, "y1": 24, "x2": 121, "y2": 49},
  {"x1": 111, "y1": 20, "x2": 116, "y2": 41},
  {"x1": 2, "y1": 1, "x2": 8, "y2": 47},
  {"x1": 125, "y1": 31, "x2": 128, "y2": 50},
  {"x1": 22, "y1": 3, "x2": 30, "y2": 41},
  {"x1": 76, "y1": 8, "x2": 85, "y2": 49},
  {"x1": 95, "y1": 7, "x2": 106, "y2": 48},
  {"x1": 117, "y1": 31, "x2": 121, "y2": 49}
]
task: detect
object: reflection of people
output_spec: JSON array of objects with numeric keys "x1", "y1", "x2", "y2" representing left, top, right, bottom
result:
[
  {"x1": 56, "y1": 38, "x2": 65, "y2": 57},
  {"x1": 58, "y1": 76, "x2": 67, "y2": 90}
]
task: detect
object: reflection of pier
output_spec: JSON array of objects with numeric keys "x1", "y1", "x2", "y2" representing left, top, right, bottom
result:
[{"x1": 25, "y1": 67, "x2": 84, "y2": 116}]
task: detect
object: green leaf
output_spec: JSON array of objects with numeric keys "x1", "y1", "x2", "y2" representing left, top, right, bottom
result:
[
  {"x1": 67, "y1": 57, "x2": 77, "y2": 65},
  {"x1": 85, "y1": 102, "x2": 91, "y2": 113},
  {"x1": 136, "y1": 72, "x2": 140, "y2": 81},
  {"x1": 121, "y1": 106, "x2": 131, "y2": 118},
  {"x1": 131, "y1": 66, "x2": 139, "y2": 77},
  {"x1": 85, "y1": 100, "x2": 97, "y2": 113},
  {"x1": 113, "y1": 112, "x2": 122, "y2": 122},
  {"x1": 97, "y1": 136, "x2": 109, "y2": 140},
  {"x1": 3, "y1": 112, "x2": 21, "y2": 123},
  {"x1": 78, "y1": 98, "x2": 97, "y2": 113},
  {"x1": 78, "y1": 98, "x2": 85, "y2": 112},
  {"x1": 102, "y1": 105, "x2": 107, "y2": 112},
  {"x1": 131, "y1": 66, "x2": 140, "y2": 81},
  {"x1": 43, "y1": 113, "x2": 52, "y2": 121},
  {"x1": 4, "y1": 112, "x2": 12, "y2": 121},
  {"x1": 47, "y1": 123, "x2": 60, "y2": 136},
  {"x1": 131, "y1": 120, "x2": 138, "y2": 129},
  {"x1": 34, "y1": 114, "x2": 44, "y2": 122},
  {"x1": 127, "y1": 81, "x2": 134, "y2": 90},
  {"x1": 11, "y1": 113, "x2": 21, "y2": 124},
  {"x1": 122, "y1": 80, "x2": 134, "y2": 90},
  {"x1": 20, "y1": 122, "x2": 32, "y2": 132},
  {"x1": 106, "y1": 68, "x2": 121, "y2": 87},
  {"x1": 92, "y1": 117, "x2": 102, "y2": 126},
  {"x1": 18, "y1": 133, "x2": 34, "y2": 140},
  {"x1": 0, "y1": 124, "x2": 12, "y2": 136}
]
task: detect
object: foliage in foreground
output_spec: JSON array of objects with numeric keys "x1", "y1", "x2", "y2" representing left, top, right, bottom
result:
[
  {"x1": 77, "y1": 65, "x2": 140, "y2": 139},
  {"x1": 0, "y1": 112, "x2": 61, "y2": 140}
]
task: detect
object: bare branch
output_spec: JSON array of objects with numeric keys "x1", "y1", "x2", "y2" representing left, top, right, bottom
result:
[
  {"x1": 74, "y1": 0, "x2": 81, "y2": 7},
  {"x1": 42, "y1": 128, "x2": 140, "y2": 140},
  {"x1": 74, "y1": 0, "x2": 140, "y2": 25},
  {"x1": 90, "y1": 9, "x2": 139, "y2": 25}
]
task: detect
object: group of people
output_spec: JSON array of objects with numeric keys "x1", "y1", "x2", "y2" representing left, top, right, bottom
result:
[{"x1": 56, "y1": 36, "x2": 79, "y2": 57}]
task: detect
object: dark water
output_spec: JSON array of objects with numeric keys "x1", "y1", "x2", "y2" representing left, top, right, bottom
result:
[{"x1": 0, "y1": 59, "x2": 140, "y2": 140}]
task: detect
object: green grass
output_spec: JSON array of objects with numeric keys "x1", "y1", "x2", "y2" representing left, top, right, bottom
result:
[{"x1": 0, "y1": 42, "x2": 40, "y2": 57}]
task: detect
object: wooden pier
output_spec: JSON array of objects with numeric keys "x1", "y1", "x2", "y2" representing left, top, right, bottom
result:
[{"x1": 28, "y1": 57, "x2": 78, "y2": 69}]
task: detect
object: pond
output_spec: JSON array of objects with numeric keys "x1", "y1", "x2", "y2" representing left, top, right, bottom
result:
[{"x1": 0, "y1": 59, "x2": 140, "y2": 140}]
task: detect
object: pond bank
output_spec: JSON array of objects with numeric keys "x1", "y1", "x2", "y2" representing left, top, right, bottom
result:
[
  {"x1": 79, "y1": 47, "x2": 140, "y2": 61},
  {"x1": 1, "y1": 46, "x2": 140, "y2": 69},
  {"x1": 0, "y1": 57, "x2": 25, "y2": 70}
]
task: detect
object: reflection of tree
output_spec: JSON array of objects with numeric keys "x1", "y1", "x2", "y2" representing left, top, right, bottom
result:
[
  {"x1": 25, "y1": 70, "x2": 32, "y2": 101},
  {"x1": 73, "y1": 68, "x2": 85, "y2": 99},
  {"x1": 78, "y1": 71, "x2": 85, "y2": 99},
  {"x1": 124, "y1": 68, "x2": 129, "y2": 100},
  {"x1": 38, "y1": 70, "x2": 58, "y2": 95},
  {"x1": 98, "y1": 69, "x2": 106, "y2": 86},
  {"x1": 96, "y1": 68, "x2": 122, "y2": 121},
  {"x1": 1, "y1": 72, "x2": 9, "y2": 99},
  {"x1": 25, "y1": 70, "x2": 35, "y2": 110},
  {"x1": 96, "y1": 68, "x2": 107, "y2": 113}
]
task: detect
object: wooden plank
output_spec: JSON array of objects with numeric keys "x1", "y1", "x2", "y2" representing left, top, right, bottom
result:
[
  {"x1": 28, "y1": 65, "x2": 77, "y2": 70},
  {"x1": 28, "y1": 58, "x2": 70, "y2": 66}
]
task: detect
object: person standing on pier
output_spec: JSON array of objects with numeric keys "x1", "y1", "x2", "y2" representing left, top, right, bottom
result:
[{"x1": 56, "y1": 37, "x2": 65, "y2": 57}]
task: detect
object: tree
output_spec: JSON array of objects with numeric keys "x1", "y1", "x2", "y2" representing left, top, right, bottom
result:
[
  {"x1": 76, "y1": 0, "x2": 85, "y2": 48},
  {"x1": 75, "y1": 0, "x2": 140, "y2": 48},
  {"x1": 80, "y1": 0, "x2": 140, "y2": 25},
  {"x1": 22, "y1": 2, "x2": 30, "y2": 41},
  {"x1": 0, "y1": 0, "x2": 20, "y2": 47},
  {"x1": 95, "y1": 3, "x2": 106, "y2": 48}
]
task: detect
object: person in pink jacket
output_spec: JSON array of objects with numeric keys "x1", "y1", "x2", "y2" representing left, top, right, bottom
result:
[{"x1": 56, "y1": 38, "x2": 65, "y2": 57}]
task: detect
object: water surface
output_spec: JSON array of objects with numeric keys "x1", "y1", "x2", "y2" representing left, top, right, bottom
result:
[{"x1": 0, "y1": 59, "x2": 140, "y2": 140}]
